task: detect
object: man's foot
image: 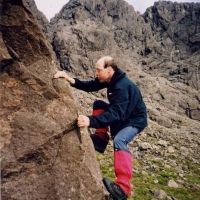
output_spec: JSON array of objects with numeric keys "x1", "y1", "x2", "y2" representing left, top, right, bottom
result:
[{"x1": 103, "y1": 177, "x2": 127, "y2": 200}]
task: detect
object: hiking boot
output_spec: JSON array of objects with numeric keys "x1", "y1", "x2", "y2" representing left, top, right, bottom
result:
[{"x1": 103, "y1": 177, "x2": 127, "y2": 200}]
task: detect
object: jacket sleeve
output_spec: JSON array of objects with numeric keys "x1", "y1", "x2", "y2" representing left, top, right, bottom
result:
[
  {"x1": 71, "y1": 78, "x2": 107, "y2": 92},
  {"x1": 88, "y1": 87, "x2": 130, "y2": 128}
]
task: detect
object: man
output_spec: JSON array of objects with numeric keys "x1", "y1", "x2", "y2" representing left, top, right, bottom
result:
[{"x1": 54, "y1": 56, "x2": 147, "y2": 200}]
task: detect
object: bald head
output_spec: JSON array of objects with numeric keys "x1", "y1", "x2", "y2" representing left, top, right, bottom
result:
[
  {"x1": 96, "y1": 56, "x2": 113, "y2": 68},
  {"x1": 95, "y1": 56, "x2": 118, "y2": 71},
  {"x1": 95, "y1": 56, "x2": 118, "y2": 82}
]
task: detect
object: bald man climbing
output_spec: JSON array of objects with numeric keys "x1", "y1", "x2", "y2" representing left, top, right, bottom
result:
[{"x1": 54, "y1": 56, "x2": 147, "y2": 200}]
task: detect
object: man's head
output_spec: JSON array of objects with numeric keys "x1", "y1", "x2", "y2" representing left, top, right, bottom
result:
[{"x1": 95, "y1": 56, "x2": 118, "y2": 82}]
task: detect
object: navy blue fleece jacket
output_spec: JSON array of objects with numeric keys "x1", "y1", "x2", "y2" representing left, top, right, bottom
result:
[{"x1": 71, "y1": 69, "x2": 147, "y2": 136}]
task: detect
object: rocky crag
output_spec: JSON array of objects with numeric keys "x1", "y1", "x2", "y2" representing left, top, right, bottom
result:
[
  {"x1": 1, "y1": 0, "x2": 200, "y2": 199},
  {"x1": 49, "y1": 0, "x2": 199, "y2": 122},
  {"x1": 0, "y1": 0, "x2": 105, "y2": 199},
  {"x1": 22, "y1": 0, "x2": 49, "y2": 34},
  {"x1": 143, "y1": 1, "x2": 200, "y2": 91},
  {"x1": 48, "y1": 0, "x2": 200, "y2": 199}
]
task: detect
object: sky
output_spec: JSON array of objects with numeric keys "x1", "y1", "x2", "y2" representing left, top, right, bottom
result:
[{"x1": 34, "y1": 0, "x2": 200, "y2": 21}]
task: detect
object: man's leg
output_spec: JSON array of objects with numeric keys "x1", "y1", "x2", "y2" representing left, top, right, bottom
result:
[
  {"x1": 90, "y1": 100, "x2": 109, "y2": 153},
  {"x1": 103, "y1": 126, "x2": 138, "y2": 199}
]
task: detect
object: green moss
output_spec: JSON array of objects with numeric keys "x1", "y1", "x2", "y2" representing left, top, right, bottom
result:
[
  {"x1": 186, "y1": 174, "x2": 200, "y2": 184},
  {"x1": 97, "y1": 152, "x2": 115, "y2": 180},
  {"x1": 164, "y1": 187, "x2": 200, "y2": 200},
  {"x1": 131, "y1": 174, "x2": 154, "y2": 200},
  {"x1": 97, "y1": 152, "x2": 200, "y2": 200},
  {"x1": 157, "y1": 168, "x2": 178, "y2": 185},
  {"x1": 131, "y1": 161, "x2": 200, "y2": 200}
]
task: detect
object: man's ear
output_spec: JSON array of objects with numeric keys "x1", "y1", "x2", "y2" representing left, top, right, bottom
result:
[
  {"x1": 109, "y1": 66, "x2": 114, "y2": 73},
  {"x1": 108, "y1": 66, "x2": 113, "y2": 73}
]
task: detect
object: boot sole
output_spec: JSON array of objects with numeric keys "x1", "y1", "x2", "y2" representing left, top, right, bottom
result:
[{"x1": 102, "y1": 178, "x2": 127, "y2": 200}]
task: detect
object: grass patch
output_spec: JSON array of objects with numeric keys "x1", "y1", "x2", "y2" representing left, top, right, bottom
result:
[
  {"x1": 132, "y1": 161, "x2": 200, "y2": 200},
  {"x1": 97, "y1": 153, "x2": 200, "y2": 200},
  {"x1": 97, "y1": 152, "x2": 115, "y2": 180}
]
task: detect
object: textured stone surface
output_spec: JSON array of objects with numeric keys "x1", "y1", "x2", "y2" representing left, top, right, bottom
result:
[
  {"x1": 22, "y1": 0, "x2": 49, "y2": 33},
  {"x1": 143, "y1": 1, "x2": 200, "y2": 90},
  {"x1": 49, "y1": 0, "x2": 200, "y2": 122},
  {"x1": 1, "y1": 0, "x2": 200, "y2": 199},
  {"x1": 0, "y1": 0, "x2": 105, "y2": 199},
  {"x1": 49, "y1": 0, "x2": 152, "y2": 75},
  {"x1": 47, "y1": 2, "x2": 200, "y2": 196}
]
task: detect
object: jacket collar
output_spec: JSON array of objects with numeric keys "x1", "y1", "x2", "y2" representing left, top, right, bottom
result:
[{"x1": 109, "y1": 68, "x2": 126, "y2": 87}]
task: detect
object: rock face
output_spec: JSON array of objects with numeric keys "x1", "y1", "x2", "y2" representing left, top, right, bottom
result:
[
  {"x1": 1, "y1": 0, "x2": 200, "y2": 199},
  {"x1": 49, "y1": 0, "x2": 199, "y2": 121},
  {"x1": 48, "y1": 0, "x2": 200, "y2": 198},
  {"x1": 22, "y1": 0, "x2": 49, "y2": 33},
  {"x1": 0, "y1": 0, "x2": 104, "y2": 199},
  {"x1": 49, "y1": 0, "x2": 152, "y2": 75},
  {"x1": 144, "y1": 1, "x2": 200, "y2": 54},
  {"x1": 143, "y1": 1, "x2": 200, "y2": 90}
]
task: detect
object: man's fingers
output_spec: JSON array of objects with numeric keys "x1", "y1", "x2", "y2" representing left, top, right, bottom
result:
[
  {"x1": 77, "y1": 117, "x2": 82, "y2": 127},
  {"x1": 53, "y1": 71, "x2": 61, "y2": 79},
  {"x1": 77, "y1": 121, "x2": 85, "y2": 128},
  {"x1": 78, "y1": 124, "x2": 85, "y2": 128},
  {"x1": 77, "y1": 115, "x2": 89, "y2": 127},
  {"x1": 53, "y1": 72, "x2": 59, "y2": 79},
  {"x1": 53, "y1": 71, "x2": 66, "y2": 79}
]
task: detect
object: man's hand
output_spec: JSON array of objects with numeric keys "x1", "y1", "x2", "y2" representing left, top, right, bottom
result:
[
  {"x1": 77, "y1": 115, "x2": 90, "y2": 127},
  {"x1": 54, "y1": 71, "x2": 75, "y2": 84}
]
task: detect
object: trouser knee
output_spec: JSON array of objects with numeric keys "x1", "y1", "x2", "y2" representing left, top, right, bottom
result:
[
  {"x1": 113, "y1": 136, "x2": 128, "y2": 152},
  {"x1": 113, "y1": 126, "x2": 139, "y2": 152}
]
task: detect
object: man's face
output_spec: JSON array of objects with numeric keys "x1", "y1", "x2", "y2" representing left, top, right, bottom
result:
[{"x1": 95, "y1": 62, "x2": 110, "y2": 82}]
